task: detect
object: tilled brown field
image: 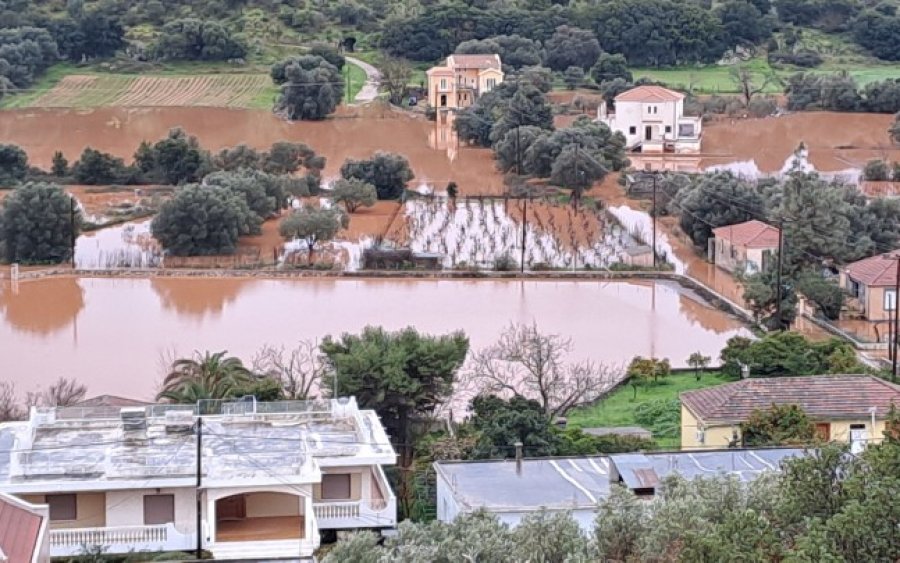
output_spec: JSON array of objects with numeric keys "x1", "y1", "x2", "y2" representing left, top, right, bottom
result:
[{"x1": 30, "y1": 74, "x2": 272, "y2": 108}]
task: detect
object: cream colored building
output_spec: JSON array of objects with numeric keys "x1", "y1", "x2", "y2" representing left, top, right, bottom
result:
[
  {"x1": 426, "y1": 54, "x2": 504, "y2": 110},
  {"x1": 840, "y1": 250, "x2": 899, "y2": 322},
  {"x1": 597, "y1": 85, "x2": 701, "y2": 153},
  {"x1": 0, "y1": 398, "x2": 397, "y2": 560},
  {"x1": 680, "y1": 375, "x2": 900, "y2": 452},
  {"x1": 711, "y1": 220, "x2": 780, "y2": 275}
]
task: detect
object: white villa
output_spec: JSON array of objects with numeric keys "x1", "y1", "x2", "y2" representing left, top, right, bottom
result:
[
  {"x1": 0, "y1": 398, "x2": 397, "y2": 560},
  {"x1": 597, "y1": 85, "x2": 702, "y2": 153}
]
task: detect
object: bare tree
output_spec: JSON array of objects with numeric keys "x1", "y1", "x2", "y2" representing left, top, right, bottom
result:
[
  {"x1": 39, "y1": 377, "x2": 88, "y2": 407},
  {"x1": 381, "y1": 56, "x2": 412, "y2": 105},
  {"x1": 0, "y1": 382, "x2": 25, "y2": 422},
  {"x1": 251, "y1": 341, "x2": 325, "y2": 399},
  {"x1": 463, "y1": 322, "x2": 620, "y2": 418},
  {"x1": 729, "y1": 65, "x2": 777, "y2": 107}
]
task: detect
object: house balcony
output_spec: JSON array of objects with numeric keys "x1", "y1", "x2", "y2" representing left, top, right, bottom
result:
[
  {"x1": 49, "y1": 524, "x2": 194, "y2": 557},
  {"x1": 313, "y1": 465, "x2": 397, "y2": 529}
]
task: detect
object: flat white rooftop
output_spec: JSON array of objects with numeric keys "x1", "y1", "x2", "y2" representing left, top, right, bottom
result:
[{"x1": 0, "y1": 398, "x2": 395, "y2": 493}]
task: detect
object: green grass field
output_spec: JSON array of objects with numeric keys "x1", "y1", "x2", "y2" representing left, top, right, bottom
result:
[{"x1": 567, "y1": 372, "x2": 738, "y2": 449}]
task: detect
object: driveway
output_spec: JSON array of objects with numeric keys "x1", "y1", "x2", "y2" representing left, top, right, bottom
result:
[{"x1": 346, "y1": 56, "x2": 381, "y2": 103}]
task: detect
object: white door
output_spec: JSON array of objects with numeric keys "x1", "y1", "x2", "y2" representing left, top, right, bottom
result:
[{"x1": 849, "y1": 424, "x2": 867, "y2": 454}]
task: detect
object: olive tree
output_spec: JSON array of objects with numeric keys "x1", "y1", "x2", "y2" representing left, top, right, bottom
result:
[
  {"x1": 0, "y1": 144, "x2": 28, "y2": 186},
  {"x1": 271, "y1": 55, "x2": 344, "y2": 120},
  {"x1": 329, "y1": 178, "x2": 377, "y2": 213},
  {"x1": 0, "y1": 182, "x2": 81, "y2": 264},
  {"x1": 151, "y1": 184, "x2": 258, "y2": 256},
  {"x1": 203, "y1": 169, "x2": 286, "y2": 221},
  {"x1": 340, "y1": 152, "x2": 414, "y2": 200},
  {"x1": 278, "y1": 206, "x2": 347, "y2": 263}
]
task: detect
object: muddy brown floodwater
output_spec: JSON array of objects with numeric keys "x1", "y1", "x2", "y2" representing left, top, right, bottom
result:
[
  {"x1": 0, "y1": 106, "x2": 505, "y2": 194},
  {"x1": 0, "y1": 277, "x2": 749, "y2": 400}
]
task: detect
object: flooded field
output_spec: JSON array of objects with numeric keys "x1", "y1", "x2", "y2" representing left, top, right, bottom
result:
[
  {"x1": 0, "y1": 277, "x2": 750, "y2": 400},
  {"x1": 0, "y1": 105, "x2": 505, "y2": 195}
]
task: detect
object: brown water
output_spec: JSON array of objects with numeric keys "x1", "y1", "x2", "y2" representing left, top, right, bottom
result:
[
  {"x1": 0, "y1": 106, "x2": 505, "y2": 194},
  {"x1": 0, "y1": 277, "x2": 749, "y2": 400}
]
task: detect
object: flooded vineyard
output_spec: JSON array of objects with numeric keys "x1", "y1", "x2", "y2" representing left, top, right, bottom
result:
[
  {"x1": 390, "y1": 198, "x2": 642, "y2": 269},
  {"x1": 0, "y1": 277, "x2": 750, "y2": 400}
]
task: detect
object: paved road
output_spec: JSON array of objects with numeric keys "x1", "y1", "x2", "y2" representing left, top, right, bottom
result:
[{"x1": 346, "y1": 56, "x2": 381, "y2": 103}]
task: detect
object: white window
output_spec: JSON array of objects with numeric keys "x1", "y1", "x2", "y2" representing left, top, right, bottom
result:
[
  {"x1": 321, "y1": 474, "x2": 352, "y2": 500},
  {"x1": 850, "y1": 424, "x2": 868, "y2": 454},
  {"x1": 886, "y1": 289, "x2": 897, "y2": 311},
  {"x1": 440, "y1": 79, "x2": 447, "y2": 90},
  {"x1": 486, "y1": 78, "x2": 496, "y2": 90}
]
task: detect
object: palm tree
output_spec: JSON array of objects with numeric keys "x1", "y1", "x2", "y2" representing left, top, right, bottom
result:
[{"x1": 157, "y1": 350, "x2": 254, "y2": 404}]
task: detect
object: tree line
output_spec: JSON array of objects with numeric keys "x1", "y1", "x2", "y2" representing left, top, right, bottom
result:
[
  {"x1": 660, "y1": 168, "x2": 900, "y2": 328},
  {"x1": 325, "y1": 431, "x2": 900, "y2": 562},
  {"x1": 455, "y1": 76, "x2": 629, "y2": 199},
  {"x1": 0, "y1": 133, "x2": 418, "y2": 260}
]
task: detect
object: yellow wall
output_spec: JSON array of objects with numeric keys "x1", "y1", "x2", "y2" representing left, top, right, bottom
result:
[
  {"x1": 244, "y1": 492, "x2": 301, "y2": 518},
  {"x1": 865, "y1": 286, "x2": 891, "y2": 322},
  {"x1": 21, "y1": 493, "x2": 106, "y2": 529},
  {"x1": 681, "y1": 403, "x2": 888, "y2": 449}
]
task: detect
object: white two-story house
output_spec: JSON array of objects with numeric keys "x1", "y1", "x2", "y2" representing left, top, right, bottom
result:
[
  {"x1": 0, "y1": 398, "x2": 397, "y2": 560},
  {"x1": 597, "y1": 85, "x2": 702, "y2": 153}
]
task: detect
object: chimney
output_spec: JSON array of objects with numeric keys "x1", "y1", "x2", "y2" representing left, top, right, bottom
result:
[
  {"x1": 515, "y1": 442, "x2": 523, "y2": 474},
  {"x1": 740, "y1": 364, "x2": 750, "y2": 379}
]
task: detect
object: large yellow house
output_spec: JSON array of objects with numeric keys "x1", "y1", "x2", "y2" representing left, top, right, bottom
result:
[
  {"x1": 426, "y1": 54, "x2": 504, "y2": 110},
  {"x1": 680, "y1": 375, "x2": 900, "y2": 452}
]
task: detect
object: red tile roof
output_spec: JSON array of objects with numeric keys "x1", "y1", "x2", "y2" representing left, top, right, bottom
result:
[
  {"x1": 843, "y1": 251, "x2": 900, "y2": 288},
  {"x1": 712, "y1": 220, "x2": 780, "y2": 249},
  {"x1": 615, "y1": 85, "x2": 685, "y2": 103},
  {"x1": 446, "y1": 54, "x2": 501, "y2": 70},
  {"x1": 681, "y1": 375, "x2": 900, "y2": 425},
  {"x1": 0, "y1": 493, "x2": 45, "y2": 563}
]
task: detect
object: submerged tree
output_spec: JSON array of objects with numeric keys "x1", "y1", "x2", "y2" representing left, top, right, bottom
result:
[
  {"x1": 278, "y1": 205, "x2": 347, "y2": 264},
  {"x1": 271, "y1": 55, "x2": 344, "y2": 120},
  {"x1": 0, "y1": 182, "x2": 81, "y2": 264},
  {"x1": 329, "y1": 178, "x2": 377, "y2": 213},
  {"x1": 151, "y1": 184, "x2": 259, "y2": 256},
  {"x1": 340, "y1": 152, "x2": 414, "y2": 200}
]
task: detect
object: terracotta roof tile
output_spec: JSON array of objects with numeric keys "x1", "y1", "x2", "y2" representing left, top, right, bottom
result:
[
  {"x1": 615, "y1": 85, "x2": 685, "y2": 103},
  {"x1": 681, "y1": 375, "x2": 900, "y2": 425},
  {"x1": 712, "y1": 220, "x2": 780, "y2": 248},
  {"x1": 446, "y1": 54, "x2": 501, "y2": 70},
  {"x1": 843, "y1": 251, "x2": 900, "y2": 288},
  {"x1": 0, "y1": 493, "x2": 44, "y2": 563}
]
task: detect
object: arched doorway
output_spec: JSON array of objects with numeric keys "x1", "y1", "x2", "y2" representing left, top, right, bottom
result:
[{"x1": 215, "y1": 492, "x2": 305, "y2": 542}]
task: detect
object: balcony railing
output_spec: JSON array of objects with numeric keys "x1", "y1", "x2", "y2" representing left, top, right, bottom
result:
[
  {"x1": 49, "y1": 524, "x2": 192, "y2": 556},
  {"x1": 313, "y1": 497, "x2": 396, "y2": 527}
]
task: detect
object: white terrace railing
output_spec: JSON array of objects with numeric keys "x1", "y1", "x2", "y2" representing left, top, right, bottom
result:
[{"x1": 49, "y1": 524, "x2": 192, "y2": 556}]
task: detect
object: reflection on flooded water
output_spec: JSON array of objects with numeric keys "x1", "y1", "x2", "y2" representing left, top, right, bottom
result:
[
  {"x1": 75, "y1": 220, "x2": 160, "y2": 268},
  {"x1": 0, "y1": 106, "x2": 505, "y2": 194},
  {"x1": 0, "y1": 277, "x2": 749, "y2": 399},
  {"x1": 0, "y1": 277, "x2": 84, "y2": 335}
]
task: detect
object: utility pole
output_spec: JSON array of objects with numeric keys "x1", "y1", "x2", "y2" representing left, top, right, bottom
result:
[
  {"x1": 520, "y1": 195, "x2": 527, "y2": 273},
  {"x1": 651, "y1": 172, "x2": 658, "y2": 269},
  {"x1": 892, "y1": 253, "x2": 900, "y2": 382},
  {"x1": 195, "y1": 416, "x2": 203, "y2": 558},
  {"x1": 775, "y1": 221, "x2": 785, "y2": 328},
  {"x1": 70, "y1": 196, "x2": 76, "y2": 269}
]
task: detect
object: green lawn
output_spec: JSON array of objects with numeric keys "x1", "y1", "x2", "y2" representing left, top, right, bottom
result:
[
  {"x1": 567, "y1": 371, "x2": 738, "y2": 449},
  {"x1": 632, "y1": 50, "x2": 900, "y2": 95},
  {"x1": 346, "y1": 60, "x2": 368, "y2": 101}
]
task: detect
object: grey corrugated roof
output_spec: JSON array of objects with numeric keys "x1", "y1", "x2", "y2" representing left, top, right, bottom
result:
[
  {"x1": 435, "y1": 457, "x2": 611, "y2": 512},
  {"x1": 610, "y1": 448, "x2": 805, "y2": 488}
]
